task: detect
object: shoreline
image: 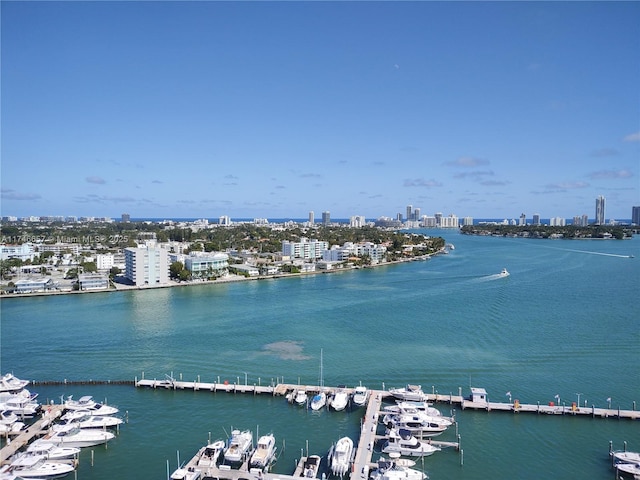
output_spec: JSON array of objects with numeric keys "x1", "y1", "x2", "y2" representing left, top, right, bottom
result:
[{"x1": 0, "y1": 250, "x2": 443, "y2": 300}]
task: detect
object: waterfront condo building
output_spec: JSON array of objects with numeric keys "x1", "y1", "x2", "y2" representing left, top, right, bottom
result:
[
  {"x1": 282, "y1": 238, "x2": 329, "y2": 260},
  {"x1": 632, "y1": 206, "x2": 640, "y2": 225},
  {"x1": 595, "y1": 195, "x2": 605, "y2": 225},
  {"x1": 124, "y1": 243, "x2": 170, "y2": 286},
  {"x1": 185, "y1": 252, "x2": 229, "y2": 278}
]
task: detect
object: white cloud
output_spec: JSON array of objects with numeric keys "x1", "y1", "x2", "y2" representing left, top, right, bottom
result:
[
  {"x1": 403, "y1": 178, "x2": 443, "y2": 188},
  {"x1": 444, "y1": 157, "x2": 490, "y2": 167},
  {"x1": 623, "y1": 131, "x2": 640, "y2": 142},
  {"x1": 588, "y1": 169, "x2": 633, "y2": 180}
]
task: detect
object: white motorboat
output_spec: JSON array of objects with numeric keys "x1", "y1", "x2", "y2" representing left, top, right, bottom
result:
[
  {"x1": 57, "y1": 411, "x2": 123, "y2": 429},
  {"x1": 329, "y1": 436, "x2": 353, "y2": 477},
  {"x1": 6, "y1": 454, "x2": 75, "y2": 478},
  {"x1": 26, "y1": 439, "x2": 81, "y2": 460},
  {"x1": 613, "y1": 451, "x2": 640, "y2": 464},
  {"x1": 382, "y1": 429, "x2": 440, "y2": 457},
  {"x1": 370, "y1": 454, "x2": 427, "y2": 480},
  {"x1": 0, "y1": 410, "x2": 25, "y2": 434},
  {"x1": 301, "y1": 454, "x2": 321, "y2": 478},
  {"x1": 196, "y1": 440, "x2": 225, "y2": 468},
  {"x1": 38, "y1": 423, "x2": 115, "y2": 448},
  {"x1": 310, "y1": 391, "x2": 327, "y2": 411},
  {"x1": 0, "y1": 374, "x2": 29, "y2": 393},
  {"x1": 294, "y1": 390, "x2": 308, "y2": 406},
  {"x1": 388, "y1": 385, "x2": 427, "y2": 402},
  {"x1": 64, "y1": 395, "x2": 118, "y2": 415},
  {"x1": 250, "y1": 433, "x2": 277, "y2": 469},
  {"x1": 615, "y1": 462, "x2": 640, "y2": 477},
  {"x1": 383, "y1": 414, "x2": 449, "y2": 437},
  {"x1": 170, "y1": 466, "x2": 201, "y2": 480},
  {"x1": 330, "y1": 386, "x2": 349, "y2": 411},
  {"x1": 223, "y1": 429, "x2": 253, "y2": 464},
  {"x1": 499, "y1": 268, "x2": 510, "y2": 277},
  {"x1": 0, "y1": 393, "x2": 40, "y2": 418},
  {"x1": 383, "y1": 401, "x2": 444, "y2": 419},
  {"x1": 352, "y1": 385, "x2": 369, "y2": 407}
]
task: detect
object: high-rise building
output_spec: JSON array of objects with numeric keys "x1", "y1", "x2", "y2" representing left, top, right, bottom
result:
[
  {"x1": 519, "y1": 213, "x2": 526, "y2": 226},
  {"x1": 595, "y1": 195, "x2": 605, "y2": 225},
  {"x1": 532, "y1": 214, "x2": 540, "y2": 226},
  {"x1": 308, "y1": 211, "x2": 314, "y2": 224},
  {"x1": 406, "y1": 205, "x2": 413, "y2": 222},
  {"x1": 632, "y1": 206, "x2": 640, "y2": 225},
  {"x1": 124, "y1": 243, "x2": 170, "y2": 286},
  {"x1": 121, "y1": 213, "x2": 131, "y2": 223},
  {"x1": 322, "y1": 211, "x2": 330, "y2": 225}
]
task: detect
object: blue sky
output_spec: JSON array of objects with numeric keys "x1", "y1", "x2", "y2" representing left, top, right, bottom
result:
[{"x1": 2, "y1": 1, "x2": 639, "y2": 221}]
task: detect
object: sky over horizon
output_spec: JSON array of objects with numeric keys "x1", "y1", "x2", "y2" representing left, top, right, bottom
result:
[{"x1": 2, "y1": 1, "x2": 639, "y2": 221}]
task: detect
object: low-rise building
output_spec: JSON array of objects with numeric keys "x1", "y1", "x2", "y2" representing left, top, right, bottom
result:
[
  {"x1": 78, "y1": 273, "x2": 109, "y2": 291},
  {"x1": 1, "y1": 244, "x2": 36, "y2": 262},
  {"x1": 230, "y1": 264, "x2": 259, "y2": 276},
  {"x1": 185, "y1": 252, "x2": 229, "y2": 278},
  {"x1": 14, "y1": 277, "x2": 54, "y2": 293}
]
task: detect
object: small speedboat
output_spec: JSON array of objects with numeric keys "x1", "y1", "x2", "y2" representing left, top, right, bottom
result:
[
  {"x1": 302, "y1": 454, "x2": 321, "y2": 478},
  {"x1": 170, "y1": 466, "x2": 201, "y2": 480},
  {"x1": 330, "y1": 386, "x2": 349, "y2": 411},
  {"x1": 310, "y1": 391, "x2": 327, "y2": 411},
  {"x1": 223, "y1": 429, "x2": 253, "y2": 464},
  {"x1": 196, "y1": 440, "x2": 225, "y2": 468},
  {"x1": 329, "y1": 436, "x2": 353, "y2": 477},
  {"x1": 612, "y1": 450, "x2": 640, "y2": 464},
  {"x1": 249, "y1": 433, "x2": 277, "y2": 469},
  {"x1": 499, "y1": 268, "x2": 510, "y2": 277},
  {"x1": 352, "y1": 386, "x2": 369, "y2": 407},
  {"x1": 294, "y1": 390, "x2": 309, "y2": 406}
]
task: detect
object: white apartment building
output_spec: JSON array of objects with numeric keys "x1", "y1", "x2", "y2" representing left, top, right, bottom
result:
[
  {"x1": 550, "y1": 217, "x2": 566, "y2": 226},
  {"x1": 1, "y1": 244, "x2": 36, "y2": 262},
  {"x1": 282, "y1": 238, "x2": 328, "y2": 260},
  {"x1": 322, "y1": 246, "x2": 352, "y2": 262},
  {"x1": 96, "y1": 253, "x2": 115, "y2": 270},
  {"x1": 184, "y1": 252, "x2": 229, "y2": 278},
  {"x1": 439, "y1": 214, "x2": 459, "y2": 228},
  {"x1": 349, "y1": 215, "x2": 366, "y2": 227},
  {"x1": 124, "y1": 243, "x2": 170, "y2": 286}
]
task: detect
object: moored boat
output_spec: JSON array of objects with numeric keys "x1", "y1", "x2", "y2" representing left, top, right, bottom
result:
[
  {"x1": 330, "y1": 386, "x2": 348, "y2": 412},
  {"x1": 370, "y1": 453, "x2": 428, "y2": 480},
  {"x1": 388, "y1": 385, "x2": 427, "y2": 402},
  {"x1": 352, "y1": 385, "x2": 369, "y2": 407},
  {"x1": 64, "y1": 395, "x2": 118, "y2": 416},
  {"x1": 310, "y1": 391, "x2": 326, "y2": 411},
  {"x1": 0, "y1": 374, "x2": 30, "y2": 393},
  {"x1": 223, "y1": 429, "x2": 253, "y2": 464},
  {"x1": 196, "y1": 440, "x2": 225, "y2": 468},
  {"x1": 26, "y1": 439, "x2": 81, "y2": 460},
  {"x1": 6, "y1": 454, "x2": 76, "y2": 478},
  {"x1": 250, "y1": 433, "x2": 277, "y2": 470},
  {"x1": 381, "y1": 428, "x2": 440, "y2": 457},
  {"x1": 301, "y1": 454, "x2": 321, "y2": 478},
  {"x1": 294, "y1": 389, "x2": 309, "y2": 406},
  {"x1": 329, "y1": 436, "x2": 353, "y2": 477},
  {"x1": 170, "y1": 466, "x2": 201, "y2": 480},
  {"x1": 613, "y1": 451, "x2": 640, "y2": 464},
  {"x1": 383, "y1": 413, "x2": 449, "y2": 437},
  {"x1": 37, "y1": 423, "x2": 115, "y2": 448},
  {"x1": 57, "y1": 412, "x2": 123, "y2": 429}
]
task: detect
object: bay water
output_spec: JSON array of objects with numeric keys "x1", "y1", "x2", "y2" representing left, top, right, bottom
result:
[{"x1": 1, "y1": 229, "x2": 638, "y2": 479}]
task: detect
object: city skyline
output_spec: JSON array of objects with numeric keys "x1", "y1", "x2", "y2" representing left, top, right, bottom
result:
[{"x1": 2, "y1": 2, "x2": 639, "y2": 220}]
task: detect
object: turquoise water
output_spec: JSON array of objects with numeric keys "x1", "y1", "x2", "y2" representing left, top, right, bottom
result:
[{"x1": 1, "y1": 230, "x2": 639, "y2": 479}]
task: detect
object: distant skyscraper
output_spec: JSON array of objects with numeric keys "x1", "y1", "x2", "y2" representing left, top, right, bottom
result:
[
  {"x1": 406, "y1": 205, "x2": 412, "y2": 222},
  {"x1": 309, "y1": 211, "x2": 314, "y2": 224},
  {"x1": 413, "y1": 208, "x2": 421, "y2": 221},
  {"x1": 519, "y1": 213, "x2": 526, "y2": 226},
  {"x1": 595, "y1": 195, "x2": 605, "y2": 225},
  {"x1": 532, "y1": 214, "x2": 540, "y2": 226},
  {"x1": 322, "y1": 211, "x2": 330, "y2": 225},
  {"x1": 121, "y1": 213, "x2": 130, "y2": 223},
  {"x1": 632, "y1": 206, "x2": 640, "y2": 225}
]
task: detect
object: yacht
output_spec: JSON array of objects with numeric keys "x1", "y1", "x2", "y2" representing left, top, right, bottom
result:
[
  {"x1": 26, "y1": 439, "x2": 81, "y2": 460},
  {"x1": 38, "y1": 423, "x2": 115, "y2": 448},
  {"x1": 383, "y1": 401, "x2": 446, "y2": 419},
  {"x1": 370, "y1": 454, "x2": 427, "y2": 480},
  {"x1": 0, "y1": 410, "x2": 25, "y2": 434},
  {"x1": 249, "y1": 433, "x2": 277, "y2": 470},
  {"x1": 55, "y1": 413, "x2": 123, "y2": 430},
  {"x1": 351, "y1": 385, "x2": 369, "y2": 407},
  {"x1": 223, "y1": 429, "x2": 253, "y2": 464},
  {"x1": 387, "y1": 385, "x2": 427, "y2": 402},
  {"x1": 330, "y1": 386, "x2": 349, "y2": 411},
  {"x1": 0, "y1": 374, "x2": 29, "y2": 393},
  {"x1": 64, "y1": 395, "x2": 119, "y2": 415},
  {"x1": 329, "y1": 436, "x2": 353, "y2": 477},
  {"x1": 612, "y1": 450, "x2": 640, "y2": 464},
  {"x1": 5, "y1": 454, "x2": 76, "y2": 478},
  {"x1": 382, "y1": 428, "x2": 440, "y2": 457},
  {"x1": 382, "y1": 413, "x2": 450, "y2": 437},
  {"x1": 0, "y1": 392, "x2": 40, "y2": 418},
  {"x1": 301, "y1": 455, "x2": 321, "y2": 478}
]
